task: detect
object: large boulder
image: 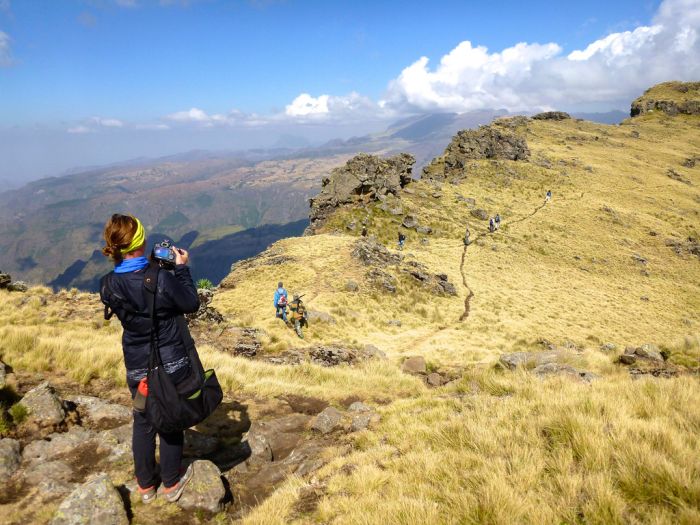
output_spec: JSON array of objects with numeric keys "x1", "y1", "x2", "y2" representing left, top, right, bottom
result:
[
  {"x1": 0, "y1": 438, "x2": 21, "y2": 481},
  {"x1": 19, "y1": 381, "x2": 66, "y2": 428},
  {"x1": 311, "y1": 407, "x2": 344, "y2": 434},
  {"x1": 243, "y1": 414, "x2": 312, "y2": 462},
  {"x1": 177, "y1": 460, "x2": 227, "y2": 514},
  {"x1": 402, "y1": 356, "x2": 427, "y2": 375},
  {"x1": 308, "y1": 153, "x2": 415, "y2": 233},
  {"x1": 66, "y1": 396, "x2": 131, "y2": 427},
  {"x1": 50, "y1": 473, "x2": 128, "y2": 525}
]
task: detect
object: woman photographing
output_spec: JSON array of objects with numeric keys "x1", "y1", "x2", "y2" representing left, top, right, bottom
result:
[{"x1": 99, "y1": 214, "x2": 199, "y2": 504}]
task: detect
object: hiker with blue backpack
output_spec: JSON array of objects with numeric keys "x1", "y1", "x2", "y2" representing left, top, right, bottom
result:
[{"x1": 274, "y1": 281, "x2": 288, "y2": 322}]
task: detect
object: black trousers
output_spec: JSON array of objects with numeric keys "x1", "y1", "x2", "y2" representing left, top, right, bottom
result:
[{"x1": 127, "y1": 366, "x2": 189, "y2": 489}]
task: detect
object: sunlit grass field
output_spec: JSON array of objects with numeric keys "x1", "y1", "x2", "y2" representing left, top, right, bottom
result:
[{"x1": 1, "y1": 99, "x2": 699, "y2": 523}]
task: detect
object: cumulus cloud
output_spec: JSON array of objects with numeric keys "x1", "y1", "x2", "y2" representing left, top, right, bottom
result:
[
  {"x1": 381, "y1": 0, "x2": 700, "y2": 112},
  {"x1": 67, "y1": 125, "x2": 92, "y2": 134},
  {"x1": 0, "y1": 30, "x2": 12, "y2": 66},
  {"x1": 91, "y1": 117, "x2": 123, "y2": 127},
  {"x1": 284, "y1": 92, "x2": 380, "y2": 121}
]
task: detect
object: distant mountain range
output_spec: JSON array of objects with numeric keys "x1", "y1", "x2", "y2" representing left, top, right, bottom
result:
[{"x1": 0, "y1": 109, "x2": 628, "y2": 290}]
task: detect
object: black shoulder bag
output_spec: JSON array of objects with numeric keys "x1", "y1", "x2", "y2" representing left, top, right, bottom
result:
[{"x1": 143, "y1": 264, "x2": 223, "y2": 433}]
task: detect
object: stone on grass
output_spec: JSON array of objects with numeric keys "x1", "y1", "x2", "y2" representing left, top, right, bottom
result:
[
  {"x1": 345, "y1": 280, "x2": 359, "y2": 292},
  {"x1": 351, "y1": 413, "x2": 373, "y2": 432},
  {"x1": 177, "y1": 460, "x2": 226, "y2": 514},
  {"x1": 402, "y1": 356, "x2": 427, "y2": 375},
  {"x1": 19, "y1": 381, "x2": 65, "y2": 427},
  {"x1": 348, "y1": 402, "x2": 372, "y2": 413},
  {"x1": 532, "y1": 363, "x2": 600, "y2": 383},
  {"x1": 312, "y1": 407, "x2": 344, "y2": 434},
  {"x1": 498, "y1": 351, "x2": 560, "y2": 370},
  {"x1": 600, "y1": 342, "x2": 617, "y2": 352},
  {"x1": 0, "y1": 438, "x2": 21, "y2": 481},
  {"x1": 50, "y1": 473, "x2": 128, "y2": 525},
  {"x1": 426, "y1": 373, "x2": 444, "y2": 387}
]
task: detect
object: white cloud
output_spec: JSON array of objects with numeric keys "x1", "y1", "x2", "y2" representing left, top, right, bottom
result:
[
  {"x1": 167, "y1": 107, "x2": 212, "y2": 122},
  {"x1": 135, "y1": 123, "x2": 170, "y2": 130},
  {"x1": 67, "y1": 125, "x2": 92, "y2": 134},
  {"x1": 381, "y1": 0, "x2": 700, "y2": 112},
  {"x1": 92, "y1": 117, "x2": 124, "y2": 127},
  {"x1": 0, "y1": 30, "x2": 12, "y2": 67},
  {"x1": 285, "y1": 93, "x2": 330, "y2": 116},
  {"x1": 284, "y1": 92, "x2": 380, "y2": 120}
]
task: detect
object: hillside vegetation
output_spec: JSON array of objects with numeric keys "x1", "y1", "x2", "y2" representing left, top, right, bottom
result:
[{"x1": 0, "y1": 82, "x2": 699, "y2": 524}]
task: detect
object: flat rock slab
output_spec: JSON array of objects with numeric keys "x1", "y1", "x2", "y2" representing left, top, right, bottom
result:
[
  {"x1": 50, "y1": 473, "x2": 128, "y2": 525},
  {"x1": 498, "y1": 351, "x2": 562, "y2": 370},
  {"x1": 23, "y1": 427, "x2": 95, "y2": 465},
  {"x1": 178, "y1": 460, "x2": 226, "y2": 514},
  {"x1": 532, "y1": 363, "x2": 600, "y2": 383},
  {"x1": 66, "y1": 396, "x2": 131, "y2": 427}
]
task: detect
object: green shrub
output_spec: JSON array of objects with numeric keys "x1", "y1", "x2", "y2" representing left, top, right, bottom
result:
[
  {"x1": 196, "y1": 278, "x2": 214, "y2": 290},
  {"x1": 9, "y1": 402, "x2": 27, "y2": 424}
]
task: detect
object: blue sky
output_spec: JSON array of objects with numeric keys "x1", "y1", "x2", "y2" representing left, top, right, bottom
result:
[{"x1": 1, "y1": 0, "x2": 698, "y2": 182}]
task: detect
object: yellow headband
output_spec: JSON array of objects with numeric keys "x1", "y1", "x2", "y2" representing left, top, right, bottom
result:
[{"x1": 121, "y1": 217, "x2": 146, "y2": 254}]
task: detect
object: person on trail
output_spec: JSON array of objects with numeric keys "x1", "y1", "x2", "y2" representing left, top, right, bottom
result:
[
  {"x1": 273, "y1": 281, "x2": 288, "y2": 322},
  {"x1": 398, "y1": 231, "x2": 406, "y2": 250},
  {"x1": 99, "y1": 214, "x2": 198, "y2": 505},
  {"x1": 288, "y1": 294, "x2": 308, "y2": 338},
  {"x1": 545, "y1": 190, "x2": 552, "y2": 203},
  {"x1": 489, "y1": 217, "x2": 496, "y2": 233},
  {"x1": 463, "y1": 225, "x2": 471, "y2": 245},
  {"x1": 494, "y1": 214, "x2": 501, "y2": 230},
  {"x1": 361, "y1": 225, "x2": 368, "y2": 237}
]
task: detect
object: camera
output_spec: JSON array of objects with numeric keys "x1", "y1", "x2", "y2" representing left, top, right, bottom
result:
[{"x1": 152, "y1": 239, "x2": 177, "y2": 270}]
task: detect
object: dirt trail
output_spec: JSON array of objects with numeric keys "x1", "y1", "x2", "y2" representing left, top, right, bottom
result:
[{"x1": 458, "y1": 192, "x2": 585, "y2": 321}]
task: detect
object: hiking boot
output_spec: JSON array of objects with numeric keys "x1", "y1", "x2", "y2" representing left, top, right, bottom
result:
[
  {"x1": 160, "y1": 463, "x2": 194, "y2": 503},
  {"x1": 137, "y1": 484, "x2": 157, "y2": 504}
]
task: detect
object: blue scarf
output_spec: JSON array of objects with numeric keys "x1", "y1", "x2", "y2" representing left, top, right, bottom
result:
[{"x1": 114, "y1": 256, "x2": 150, "y2": 274}]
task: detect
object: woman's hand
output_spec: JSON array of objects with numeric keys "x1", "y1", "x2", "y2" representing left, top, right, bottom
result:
[{"x1": 174, "y1": 247, "x2": 189, "y2": 266}]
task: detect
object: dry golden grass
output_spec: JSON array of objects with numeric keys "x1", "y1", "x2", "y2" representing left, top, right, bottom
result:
[{"x1": 1, "y1": 106, "x2": 699, "y2": 524}]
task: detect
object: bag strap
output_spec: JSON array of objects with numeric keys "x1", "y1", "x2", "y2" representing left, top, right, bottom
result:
[{"x1": 143, "y1": 263, "x2": 163, "y2": 370}]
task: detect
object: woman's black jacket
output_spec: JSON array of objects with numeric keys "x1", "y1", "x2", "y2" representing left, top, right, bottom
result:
[{"x1": 99, "y1": 265, "x2": 200, "y2": 371}]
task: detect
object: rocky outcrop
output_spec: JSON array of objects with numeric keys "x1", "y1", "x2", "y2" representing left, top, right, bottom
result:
[
  {"x1": 429, "y1": 124, "x2": 530, "y2": 181},
  {"x1": 0, "y1": 272, "x2": 28, "y2": 292},
  {"x1": 499, "y1": 351, "x2": 598, "y2": 383},
  {"x1": 618, "y1": 344, "x2": 664, "y2": 365},
  {"x1": 187, "y1": 288, "x2": 225, "y2": 324},
  {"x1": 19, "y1": 382, "x2": 66, "y2": 428},
  {"x1": 630, "y1": 81, "x2": 700, "y2": 117},
  {"x1": 50, "y1": 473, "x2": 128, "y2": 525},
  {"x1": 401, "y1": 262, "x2": 458, "y2": 296},
  {"x1": 352, "y1": 238, "x2": 403, "y2": 267},
  {"x1": 308, "y1": 153, "x2": 415, "y2": 234},
  {"x1": 532, "y1": 111, "x2": 571, "y2": 120}
]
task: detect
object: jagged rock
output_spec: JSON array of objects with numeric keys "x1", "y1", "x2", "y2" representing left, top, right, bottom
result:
[
  {"x1": 416, "y1": 225, "x2": 433, "y2": 235},
  {"x1": 432, "y1": 125, "x2": 530, "y2": 181},
  {"x1": 0, "y1": 359, "x2": 6, "y2": 389},
  {"x1": 532, "y1": 111, "x2": 571, "y2": 120},
  {"x1": 498, "y1": 351, "x2": 561, "y2": 370},
  {"x1": 308, "y1": 153, "x2": 415, "y2": 233},
  {"x1": 0, "y1": 272, "x2": 11, "y2": 288},
  {"x1": 402, "y1": 215, "x2": 418, "y2": 229},
  {"x1": 178, "y1": 460, "x2": 226, "y2": 513},
  {"x1": 426, "y1": 373, "x2": 444, "y2": 387},
  {"x1": 23, "y1": 427, "x2": 95, "y2": 465},
  {"x1": 352, "y1": 238, "x2": 402, "y2": 267},
  {"x1": 25, "y1": 460, "x2": 74, "y2": 485},
  {"x1": 402, "y1": 356, "x2": 427, "y2": 375},
  {"x1": 631, "y1": 82, "x2": 700, "y2": 117},
  {"x1": 312, "y1": 407, "x2": 344, "y2": 434},
  {"x1": 363, "y1": 344, "x2": 386, "y2": 359},
  {"x1": 366, "y1": 268, "x2": 397, "y2": 293},
  {"x1": 50, "y1": 473, "x2": 128, "y2": 525},
  {"x1": 624, "y1": 344, "x2": 663, "y2": 362},
  {"x1": 665, "y1": 236, "x2": 700, "y2": 257},
  {"x1": 7, "y1": 281, "x2": 28, "y2": 292},
  {"x1": 307, "y1": 310, "x2": 336, "y2": 324},
  {"x1": 0, "y1": 438, "x2": 21, "y2": 481},
  {"x1": 532, "y1": 363, "x2": 600, "y2": 383},
  {"x1": 345, "y1": 280, "x2": 359, "y2": 292},
  {"x1": 348, "y1": 402, "x2": 372, "y2": 413},
  {"x1": 600, "y1": 342, "x2": 617, "y2": 352},
  {"x1": 187, "y1": 288, "x2": 225, "y2": 324},
  {"x1": 470, "y1": 208, "x2": 489, "y2": 220},
  {"x1": 435, "y1": 274, "x2": 457, "y2": 296},
  {"x1": 232, "y1": 327, "x2": 262, "y2": 357},
  {"x1": 19, "y1": 381, "x2": 66, "y2": 428},
  {"x1": 66, "y1": 396, "x2": 130, "y2": 427},
  {"x1": 351, "y1": 413, "x2": 374, "y2": 432},
  {"x1": 667, "y1": 168, "x2": 691, "y2": 185}
]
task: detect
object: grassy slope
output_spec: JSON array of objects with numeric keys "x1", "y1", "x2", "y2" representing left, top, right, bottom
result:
[{"x1": 1, "y1": 100, "x2": 699, "y2": 524}]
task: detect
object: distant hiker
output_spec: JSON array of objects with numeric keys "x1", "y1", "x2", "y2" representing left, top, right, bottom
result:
[
  {"x1": 288, "y1": 294, "x2": 308, "y2": 338},
  {"x1": 489, "y1": 217, "x2": 496, "y2": 233},
  {"x1": 99, "y1": 214, "x2": 198, "y2": 504},
  {"x1": 273, "y1": 281, "x2": 288, "y2": 322},
  {"x1": 361, "y1": 225, "x2": 368, "y2": 237},
  {"x1": 463, "y1": 225, "x2": 471, "y2": 245},
  {"x1": 494, "y1": 214, "x2": 501, "y2": 230},
  {"x1": 398, "y1": 232, "x2": 406, "y2": 250},
  {"x1": 545, "y1": 190, "x2": 552, "y2": 203}
]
